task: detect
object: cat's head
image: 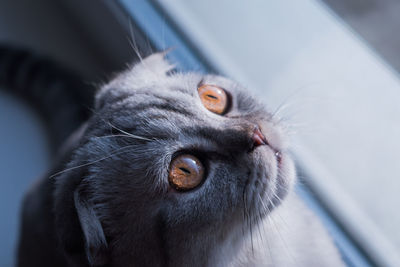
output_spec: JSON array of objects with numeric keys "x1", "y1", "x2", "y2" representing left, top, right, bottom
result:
[{"x1": 54, "y1": 53, "x2": 296, "y2": 267}]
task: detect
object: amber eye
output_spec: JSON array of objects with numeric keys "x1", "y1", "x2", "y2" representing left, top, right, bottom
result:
[
  {"x1": 198, "y1": 84, "x2": 228, "y2": 114},
  {"x1": 168, "y1": 154, "x2": 205, "y2": 191}
]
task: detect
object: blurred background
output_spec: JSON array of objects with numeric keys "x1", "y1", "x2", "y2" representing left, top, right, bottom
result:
[{"x1": 1, "y1": 0, "x2": 400, "y2": 266}]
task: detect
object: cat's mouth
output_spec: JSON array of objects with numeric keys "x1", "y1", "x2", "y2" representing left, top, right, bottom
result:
[{"x1": 250, "y1": 125, "x2": 282, "y2": 166}]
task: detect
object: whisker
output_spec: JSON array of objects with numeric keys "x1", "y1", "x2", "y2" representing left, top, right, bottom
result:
[
  {"x1": 242, "y1": 188, "x2": 247, "y2": 237},
  {"x1": 86, "y1": 108, "x2": 154, "y2": 142},
  {"x1": 49, "y1": 144, "x2": 137, "y2": 179},
  {"x1": 128, "y1": 20, "x2": 144, "y2": 63},
  {"x1": 106, "y1": 122, "x2": 153, "y2": 142},
  {"x1": 265, "y1": 195, "x2": 298, "y2": 266},
  {"x1": 271, "y1": 83, "x2": 321, "y2": 119},
  {"x1": 93, "y1": 134, "x2": 136, "y2": 139},
  {"x1": 255, "y1": 194, "x2": 277, "y2": 265}
]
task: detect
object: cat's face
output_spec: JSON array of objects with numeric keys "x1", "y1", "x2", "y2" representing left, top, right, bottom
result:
[{"x1": 56, "y1": 53, "x2": 295, "y2": 267}]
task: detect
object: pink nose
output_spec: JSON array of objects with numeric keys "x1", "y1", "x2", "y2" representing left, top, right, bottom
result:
[{"x1": 252, "y1": 127, "x2": 268, "y2": 147}]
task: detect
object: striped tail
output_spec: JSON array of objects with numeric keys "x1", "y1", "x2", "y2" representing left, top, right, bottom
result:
[{"x1": 0, "y1": 45, "x2": 94, "y2": 152}]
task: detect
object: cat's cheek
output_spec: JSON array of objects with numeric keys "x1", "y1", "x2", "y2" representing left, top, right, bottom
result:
[
  {"x1": 276, "y1": 153, "x2": 296, "y2": 198},
  {"x1": 253, "y1": 145, "x2": 279, "y2": 177}
]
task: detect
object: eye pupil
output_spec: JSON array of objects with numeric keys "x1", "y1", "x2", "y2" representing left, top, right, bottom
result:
[
  {"x1": 179, "y1": 167, "x2": 191, "y2": 174},
  {"x1": 206, "y1": 94, "x2": 218, "y2": 100}
]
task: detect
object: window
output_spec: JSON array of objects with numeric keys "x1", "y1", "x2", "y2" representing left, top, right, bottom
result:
[{"x1": 119, "y1": 0, "x2": 400, "y2": 265}]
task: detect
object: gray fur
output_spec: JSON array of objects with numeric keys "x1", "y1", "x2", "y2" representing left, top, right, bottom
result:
[{"x1": 17, "y1": 53, "x2": 344, "y2": 266}]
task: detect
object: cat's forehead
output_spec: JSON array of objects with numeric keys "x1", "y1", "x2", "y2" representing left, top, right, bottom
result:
[
  {"x1": 159, "y1": 74, "x2": 244, "y2": 97},
  {"x1": 112, "y1": 71, "x2": 243, "y2": 96},
  {"x1": 96, "y1": 53, "x2": 246, "y2": 107}
]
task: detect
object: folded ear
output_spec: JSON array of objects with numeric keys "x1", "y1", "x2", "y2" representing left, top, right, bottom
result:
[
  {"x1": 54, "y1": 167, "x2": 109, "y2": 266},
  {"x1": 74, "y1": 186, "x2": 109, "y2": 266},
  {"x1": 95, "y1": 50, "x2": 175, "y2": 110},
  {"x1": 133, "y1": 50, "x2": 175, "y2": 76}
]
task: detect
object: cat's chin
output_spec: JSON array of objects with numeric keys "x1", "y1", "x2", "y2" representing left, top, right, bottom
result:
[{"x1": 246, "y1": 146, "x2": 296, "y2": 223}]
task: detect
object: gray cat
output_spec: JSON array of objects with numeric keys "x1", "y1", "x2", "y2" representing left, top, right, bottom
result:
[{"x1": 17, "y1": 52, "x2": 344, "y2": 267}]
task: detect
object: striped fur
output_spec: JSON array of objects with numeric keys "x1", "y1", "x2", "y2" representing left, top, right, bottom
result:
[{"x1": 17, "y1": 52, "x2": 343, "y2": 267}]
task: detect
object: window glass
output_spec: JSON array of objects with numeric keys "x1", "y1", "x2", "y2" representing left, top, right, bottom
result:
[{"x1": 155, "y1": 0, "x2": 400, "y2": 265}]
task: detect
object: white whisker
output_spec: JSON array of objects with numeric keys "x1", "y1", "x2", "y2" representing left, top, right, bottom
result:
[
  {"x1": 105, "y1": 122, "x2": 154, "y2": 142},
  {"x1": 49, "y1": 144, "x2": 137, "y2": 179},
  {"x1": 265, "y1": 194, "x2": 298, "y2": 266},
  {"x1": 128, "y1": 20, "x2": 144, "y2": 63}
]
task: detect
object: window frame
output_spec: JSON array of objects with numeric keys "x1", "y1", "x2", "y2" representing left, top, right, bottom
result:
[{"x1": 111, "y1": 0, "x2": 377, "y2": 265}]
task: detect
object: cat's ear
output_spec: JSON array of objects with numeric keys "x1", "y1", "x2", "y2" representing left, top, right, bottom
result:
[
  {"x1": 95, "y1": 50, "x2": 175, "y2": 110},
  {"x1": 133, "y1": 50, "x2": 176, "y2": 76},
  {"x1": 74, "y1": 186, "x2": 109, "y2": 266},
  {"x1": 54, "y1": 167, "x2": 109, "y2": 266}
]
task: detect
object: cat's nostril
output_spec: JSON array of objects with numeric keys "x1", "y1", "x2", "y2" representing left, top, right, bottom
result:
[{"x1": 252, "y1": 127, "x2": 268, "y2": 147}]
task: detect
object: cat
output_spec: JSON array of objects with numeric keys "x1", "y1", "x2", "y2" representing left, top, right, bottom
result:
[{"x1": 16, "y1": 52, "x2": 344, "y2": 267}]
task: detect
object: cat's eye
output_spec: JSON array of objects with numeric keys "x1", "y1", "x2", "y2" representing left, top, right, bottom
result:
[
  {"x1": 168, "y1": 154, "x2": 205, "y2": 191},
  {"x1": 198, "y1": 84, "x2": 228, "y2": 115}
]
